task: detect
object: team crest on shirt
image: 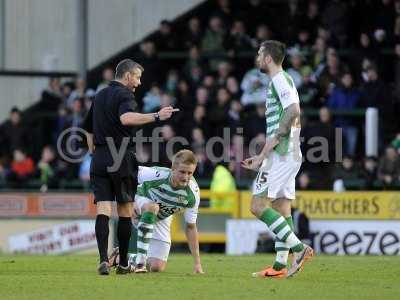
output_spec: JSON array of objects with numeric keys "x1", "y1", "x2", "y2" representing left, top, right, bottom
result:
[{"x1": 177, "y1": 196, "x2": 188, "y2": 205}]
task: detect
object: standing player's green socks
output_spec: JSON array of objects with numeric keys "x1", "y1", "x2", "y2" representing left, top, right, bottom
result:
[
  {"x1": 273, "y1": 216, "x2": 294, "y2": 270},
  {"x1": 259, "y1": 208, "x2": 304, "y2": 252},
  {"x1": 135, "y1": 212, "x2": 156, "y2": 266}
]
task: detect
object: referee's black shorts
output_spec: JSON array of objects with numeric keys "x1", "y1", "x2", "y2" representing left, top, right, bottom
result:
[{"x1": 90, "y1": 146, "x2": 138, "y2": 204}]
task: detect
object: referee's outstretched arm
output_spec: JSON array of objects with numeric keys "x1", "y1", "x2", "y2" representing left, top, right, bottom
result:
[{"x1": 120, "y1": 106, "x2": 180, "y2": 126}]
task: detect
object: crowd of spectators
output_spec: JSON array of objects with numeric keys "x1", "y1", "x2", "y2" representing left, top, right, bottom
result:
[{"x1": 0, "y1": 0, "x2": 399, "y2": 190}]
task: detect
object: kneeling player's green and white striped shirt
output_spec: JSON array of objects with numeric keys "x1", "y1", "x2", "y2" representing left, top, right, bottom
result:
[
  {"x1": 137, "y1": 166, "x2": 200, "y2": 224},
  {"x1": 266, "y1": 70, "x2": 301, "y2": 155}
]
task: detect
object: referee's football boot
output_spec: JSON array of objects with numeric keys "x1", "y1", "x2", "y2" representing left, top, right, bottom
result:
[
  {"x1": 287, "y1": 244, "x2": 314, "y2": 278},
  {"x1": 97, "y1": 261, "x2": 110, "y2": 275},
  {"x1": 116, "y1": 263, "x2": 134, "y2": 275}
]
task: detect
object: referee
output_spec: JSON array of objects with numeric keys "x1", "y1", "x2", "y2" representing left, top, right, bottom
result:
[{"x1": 83, "y1": 59, "x2": 178, "y2": 275}]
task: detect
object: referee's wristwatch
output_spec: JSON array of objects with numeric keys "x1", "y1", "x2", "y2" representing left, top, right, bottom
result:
[{"x1": 153, "y1": 112, "x2": 160, "y2": 122}]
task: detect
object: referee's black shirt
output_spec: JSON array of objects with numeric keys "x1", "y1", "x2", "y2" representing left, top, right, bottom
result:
[{"x1": 83, "y1": 81, "x2": 138, "y2": 148}]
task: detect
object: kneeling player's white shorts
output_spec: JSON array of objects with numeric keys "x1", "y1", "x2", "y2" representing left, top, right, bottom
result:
[
  {"x1": 148, "y1": 238, "x2": 171, "y2": 262},
  {"x1": 134, "y1": 195, "x2": 172, "y2": 259},
  {"x1": 252, "y1": 151, "x2": 302, "y2": 200}
]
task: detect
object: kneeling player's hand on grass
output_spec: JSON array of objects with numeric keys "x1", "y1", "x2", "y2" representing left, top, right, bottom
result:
[
  {"x1": 241, "y1": 155, "x2": 263, "y2": 170},
  {"x1": 158, "y1": 106, "x2": 180, "y2": 120},
  {"x1": 194, "y1": 263, "x2": 204, "y2": 274}
]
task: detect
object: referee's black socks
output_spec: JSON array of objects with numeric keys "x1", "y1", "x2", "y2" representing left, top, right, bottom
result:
[
  {"x1": 117, "y1": 217, "x2": 132, "y2": 267},
  {"x1": 95, "y1": 214, "x2": 110, "y2": 263}
]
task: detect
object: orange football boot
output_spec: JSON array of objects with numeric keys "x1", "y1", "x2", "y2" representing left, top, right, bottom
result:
[{"x1": 252, "y1": 266, "x2": 288, "y2": 278}]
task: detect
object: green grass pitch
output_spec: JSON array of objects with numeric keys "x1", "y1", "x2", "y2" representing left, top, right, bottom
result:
[{"x1": 1, "y1": 254, "x2": 399, "y2": 300}]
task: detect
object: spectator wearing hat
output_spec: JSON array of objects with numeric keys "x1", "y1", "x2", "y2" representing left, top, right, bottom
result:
[
  {"x1": 287, "y1": 48, "x2": 312, "y2": 89},
  {"x1": 298, "y1": 66, "x2": 319, "y2": 107}
]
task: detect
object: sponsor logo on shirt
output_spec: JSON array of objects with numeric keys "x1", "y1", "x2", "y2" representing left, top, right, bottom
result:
[{"x1": 280, "y1": 90, "x2": 290, "y2": 100}]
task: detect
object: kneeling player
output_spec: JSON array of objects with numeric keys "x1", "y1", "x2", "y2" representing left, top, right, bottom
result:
[{"x1": 110, "y1": 149, "x2": 204, "y2": 274}]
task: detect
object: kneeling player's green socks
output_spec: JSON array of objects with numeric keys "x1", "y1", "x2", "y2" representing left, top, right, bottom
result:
[
  {"x1": 128, "y1": 253, "x2": 137, "y2": 266},
  {"x1": 136, "y1": 212, "x2": 156, "y2": 265},
  {"x1": 259, "y1": 209, "x2": 304, "y2": 253},
  {"x1": 273, "y1": 216, "x2": 294, "y2": 270}
]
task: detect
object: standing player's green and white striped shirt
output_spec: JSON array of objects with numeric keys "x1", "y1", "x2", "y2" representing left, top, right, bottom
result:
[{"x1": 265, "y1": 70, "x2": 301, "y2": 155}]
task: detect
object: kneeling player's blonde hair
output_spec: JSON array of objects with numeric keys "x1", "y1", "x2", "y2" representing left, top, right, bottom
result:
[{"x1": 172, "y1": 149, "x2": 198, "y2": 167}]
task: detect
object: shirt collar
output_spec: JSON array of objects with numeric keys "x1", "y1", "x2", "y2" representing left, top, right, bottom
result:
[
  {"x1": 109, "y1": 80, "x2": 125, "y2": 88},
  {"x1": 109, "y1": 81, "x2": 134, "y2": 95}
]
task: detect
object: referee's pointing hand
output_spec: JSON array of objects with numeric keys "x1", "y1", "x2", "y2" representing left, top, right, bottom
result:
[{"x1": 158, "y1": 106, "x2": 180, "y2": 120}]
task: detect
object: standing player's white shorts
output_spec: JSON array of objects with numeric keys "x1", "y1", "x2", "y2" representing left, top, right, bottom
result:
[
  {"x1": 252, "y1": 151, "x2": 302, "y2": 200},
  {"x1": 134, "y1": 195, "x2": 172, "y2": 262}
]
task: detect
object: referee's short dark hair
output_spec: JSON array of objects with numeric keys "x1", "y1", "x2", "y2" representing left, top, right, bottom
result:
[
  {"x1": 260, "y1": 40, "x2": 286, "y2": 65},
  {"x1": 115, "y1": 59, "x2": 144, "y2": 79}
]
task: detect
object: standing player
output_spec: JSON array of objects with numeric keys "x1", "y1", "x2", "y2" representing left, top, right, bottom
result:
[
  {"x1": 242, "y1": 40, "x2": 313, "y2": 278},
  {"x1": 110, "y1": 150, "x2": 204, "y2": 274}
]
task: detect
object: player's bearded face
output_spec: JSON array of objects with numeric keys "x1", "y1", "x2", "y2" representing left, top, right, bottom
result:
[
  {"x1": 257, "y1": 48, "x2": 269, "y2": 74},
  {"x1": 171, "y1": 163, "x2": 196, "y2": 187}
]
